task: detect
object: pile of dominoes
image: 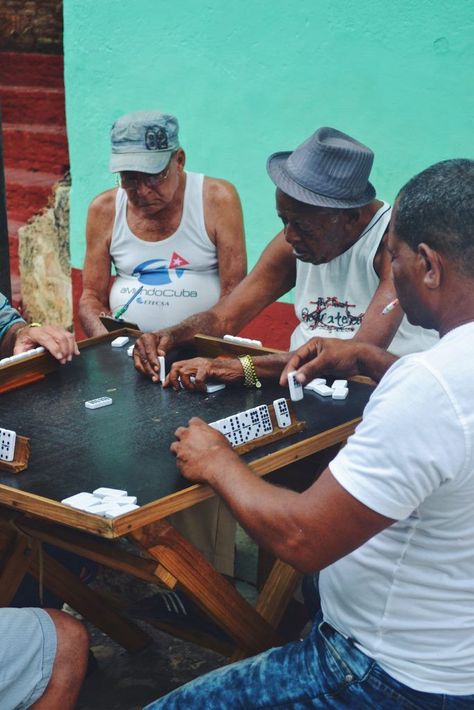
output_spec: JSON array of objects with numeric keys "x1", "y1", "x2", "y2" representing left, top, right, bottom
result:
[
  {"x1": 62, "y1": 488, "x2": 139, "y2": 518},
  {"x1": 209, "y1": 398, "x2": 292, "y2": 447},
  {"x1": 305, "y1": 378, "x2": 349, "y2": 400}
]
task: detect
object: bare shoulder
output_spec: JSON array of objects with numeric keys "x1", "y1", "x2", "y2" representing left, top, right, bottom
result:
[
  {"x1": 202, "y1": 176, "x2": 241, "y2": 211},
  {"x1": 85, "y1": 188, "x2": 117, "y2": 248},
  {"x1": 88, "y1": 188, "x2": 117, "y2": 218}
]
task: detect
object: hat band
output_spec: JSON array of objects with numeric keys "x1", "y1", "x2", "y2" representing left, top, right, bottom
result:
[{"x1": 282, "y1": 162, "x2": 368, "y2": 202}]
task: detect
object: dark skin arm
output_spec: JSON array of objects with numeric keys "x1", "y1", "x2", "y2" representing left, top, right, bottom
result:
[
  {"x1": 353, "y1": 232, "x2": 404, "y2": 349},
  {"x1": 280, "y1": 337, "x2": 397, "y2": 386},
  {"x1": 171, "y1": 418, "x2": 394, "y2": 573},
  {"x1": 134, "y1": 231, "x2": 297, "y2": 382},
  {"x1": 164, "y1": 352, "x2": 290, "y2": 391}
]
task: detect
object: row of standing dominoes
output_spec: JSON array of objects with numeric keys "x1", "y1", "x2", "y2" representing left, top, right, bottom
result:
[
  {"x1": 223, "y1": 334, "x2": 263, "y2": 347},
  {"x1": 305, "y1": 378, "x2": 349, "y2": 400},
  {"x1": 0, "y1": 427, "x2": 17, "y2": 462},
  {"x1": 62, "y1": 487, "x2": 139, "y2": 518},
  {"x1": 0, "y1": 347, "x2": 45, "y2": 368},
  {"x1": 209, "y1": 398, "x2": 292, "y2": 447}
]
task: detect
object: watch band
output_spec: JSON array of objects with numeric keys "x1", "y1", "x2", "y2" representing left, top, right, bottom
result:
[{"x1": 238, "y1": 355, "x2": 262, "y2": 388}]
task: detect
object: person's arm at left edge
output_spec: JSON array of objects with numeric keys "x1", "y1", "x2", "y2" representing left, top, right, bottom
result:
[
  {"x1": 171, "y1": 418, "x2": 394, "y2": 573},
  {"x1": 352, "y1": 231, "x2": 404, "y2": 349},
  {"x1": 203, "y1": 177, "x2": 247, "y2": 295},
  {"x1": 0, "y1": 293, "x2": 79, "y2": 363}
]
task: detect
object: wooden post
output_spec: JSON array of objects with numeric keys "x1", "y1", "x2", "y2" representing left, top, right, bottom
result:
[{"x1": 0, "y1": 110, "x2": 11, "y2": 301}]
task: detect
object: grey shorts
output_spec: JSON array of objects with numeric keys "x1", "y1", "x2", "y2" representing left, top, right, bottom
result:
[{"x1": 0, "y1": 608, "x2": 57, "y2": 710}]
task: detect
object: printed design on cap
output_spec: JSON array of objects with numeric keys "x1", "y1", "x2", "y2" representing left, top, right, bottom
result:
[
  {"x1": 132, "y1": 252, "x2": 189, "y2": 287},
  {"x1": 301, "y1": 296, "x2": 364, "y2": 333},
  {"x1": 145, "y1": 126, "x2": 169, "y2": 151}
]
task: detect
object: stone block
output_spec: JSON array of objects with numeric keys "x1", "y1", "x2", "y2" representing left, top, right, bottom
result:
[{"x1": 19, "y1": 177, "x2": 72, "y2": 328}]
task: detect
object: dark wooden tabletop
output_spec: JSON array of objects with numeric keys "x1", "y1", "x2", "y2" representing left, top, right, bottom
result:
[{"x1": 0, "y1": 339, "x2": 373, "y2": 508}]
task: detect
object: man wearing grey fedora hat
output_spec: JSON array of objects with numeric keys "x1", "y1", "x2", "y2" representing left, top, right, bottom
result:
[{"x1": 135, "y1": 126, "x2": 437, "y2": 388}]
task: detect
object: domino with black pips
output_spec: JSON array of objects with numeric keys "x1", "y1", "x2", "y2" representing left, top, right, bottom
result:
[
  {"x1": 218, "y1": 418, "x2": 241, "y2": 446},
  {"x1": 237, "y1": 410, "x2": 261, "y2": 443},
  {"x1": 256, "y1": 404, "x2": 273, "y2": 434},
  {"x1": 273, "y1": 398, "x2": 291, "y2": 428},
  {"x1": 287, "y1": 371, "x2": 304, "y2": 402},
  {"x1": 0, "y1": 428, "x2": 17, "y2": 462}
]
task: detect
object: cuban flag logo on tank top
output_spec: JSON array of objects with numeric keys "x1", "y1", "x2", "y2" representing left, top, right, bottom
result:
[{"x1": 132, "y1": 252, "x2": 189, "y2": 288}]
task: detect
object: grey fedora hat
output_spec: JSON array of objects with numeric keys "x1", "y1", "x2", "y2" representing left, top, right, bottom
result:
[{"x1": 267, "y1": 127, "x2": 376, "y2": 208}]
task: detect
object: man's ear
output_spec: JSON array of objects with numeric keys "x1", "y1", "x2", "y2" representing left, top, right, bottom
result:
[
  {"x1": 418, "y1": 243, "x2": 442, "y2": 289},
  {"x1": 175, "y1": 149, "x2": 186, "y2": 172}
]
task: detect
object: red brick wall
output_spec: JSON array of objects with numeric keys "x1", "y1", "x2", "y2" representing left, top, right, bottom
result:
[{"x1": 0, "y1": 0, "x2": 63, "y2": 54}]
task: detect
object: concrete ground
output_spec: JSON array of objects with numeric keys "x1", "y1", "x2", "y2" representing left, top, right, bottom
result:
[{"x1": 76, "y1": 526, "x2": 259, "y2": 709}]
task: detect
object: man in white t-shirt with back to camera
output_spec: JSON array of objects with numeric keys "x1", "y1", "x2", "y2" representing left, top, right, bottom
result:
[{"x1": 144, "y1": 158, "x2": 474, "y2": 708}]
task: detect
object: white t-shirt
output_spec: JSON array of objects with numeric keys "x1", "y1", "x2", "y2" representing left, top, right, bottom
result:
[
  {"x1": 109, "y1": 172, "x2": 221, "y2": 331},
  {"x1": 290, "y1": 203, "x2": 438, "y2": 357},
  {"x1": 320, "y1": 322, "x2": 474, "y2": 694}
]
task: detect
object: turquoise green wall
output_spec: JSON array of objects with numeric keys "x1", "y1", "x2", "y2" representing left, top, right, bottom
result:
[{"x1": 64, "y1": 0, "x2": 474, "y2": 282}]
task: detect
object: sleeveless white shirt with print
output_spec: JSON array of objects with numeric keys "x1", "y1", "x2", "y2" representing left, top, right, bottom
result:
[
  {"x1": 290, "y1": 202, "x2": 438, "y2": 357},
  {"x1": 109, "y1": 172, "x2": 220, "y2": 332}
]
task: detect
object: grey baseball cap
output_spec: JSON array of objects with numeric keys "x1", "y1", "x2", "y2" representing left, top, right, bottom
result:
[
  {"x1": 267, "y1": 127, "x2": 376, "y2": 208},
  {"x1": 109, "y1": 110, "x2": 180, "y2": 174}
]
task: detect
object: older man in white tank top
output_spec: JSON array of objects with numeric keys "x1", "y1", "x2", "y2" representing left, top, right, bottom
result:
[
  {"x1": 79, "y1": 111, "x2": 247, "y2": 583},
  {"x1": 79, "y1": 110, "x2": 246, "y2": 337}
]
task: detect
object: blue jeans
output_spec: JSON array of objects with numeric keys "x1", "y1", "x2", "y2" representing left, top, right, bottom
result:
[{"x1": 144, "y1": 614, "x2": 474, "y2": 709}]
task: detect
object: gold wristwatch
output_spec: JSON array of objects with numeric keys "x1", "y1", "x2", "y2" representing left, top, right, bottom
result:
[{"x1": 238, "y1": 355, "x2": 262, "y2": 388}]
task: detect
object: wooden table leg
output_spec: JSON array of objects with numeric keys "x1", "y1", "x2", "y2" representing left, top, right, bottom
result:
[
  {"x1": 0, "y1": 529, "x2": 32, "y2": 606},
  {"x1": 130, "y1": 519, "x2": 283, "y2": 655},
  {"x1": 230, "y1": 559, "x2": 301, "y2": 662},
  {"x1": 27, "y1": 546, "x2": 152, "y2": 653}
]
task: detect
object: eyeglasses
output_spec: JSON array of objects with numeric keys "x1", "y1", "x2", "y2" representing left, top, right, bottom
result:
[{"x1": 119, "y1": 160, "x2": 174, "y2": 190}]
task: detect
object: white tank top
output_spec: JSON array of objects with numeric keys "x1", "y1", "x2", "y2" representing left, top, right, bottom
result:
[
  {"x1": 109, "y1": 172, "x2": 220, "y2": 331},
  {"x1": 290, "y1": 202, "x2": 438, "y2": 357}
]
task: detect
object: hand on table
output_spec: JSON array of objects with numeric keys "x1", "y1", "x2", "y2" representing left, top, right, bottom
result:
[
  {"x1": 14, "y1": 325, "x2": 80, "y2": 365},
  {"x1": 164, "y1": 357, "x2": 244, "y2": 392},
  {"x1": 133, "y1": 330, "x2": 176, "y2": 382},
  {"x1": 280, "y1": 337, "x2": 362, "y2": 387},
  {"x1": 170, "y1": 417, "x2": 239, "y2": 484}
]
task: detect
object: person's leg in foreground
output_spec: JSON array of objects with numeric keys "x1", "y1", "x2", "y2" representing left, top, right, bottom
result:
[
  {"x1": 0, "y1": 607, "x2": 88, "y2": 710},
  {"x1": 144, "y1": 613, "x2": 474, "y2": 709}
]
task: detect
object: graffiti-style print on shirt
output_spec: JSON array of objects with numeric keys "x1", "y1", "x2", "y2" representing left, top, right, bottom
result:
[{"x1": 301, "y1": 296, "x2": 365, "y2": 333}]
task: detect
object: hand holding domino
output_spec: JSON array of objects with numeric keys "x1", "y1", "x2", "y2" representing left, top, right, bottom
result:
[{"x1": 287, "y1": 371, "x2": 304, "y2": 401}]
